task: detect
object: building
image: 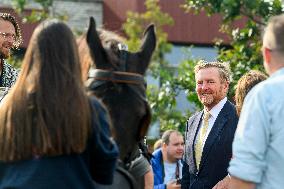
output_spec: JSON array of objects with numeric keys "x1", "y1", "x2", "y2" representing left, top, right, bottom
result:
[
  {"x1": 0, "y1": 0, "x2": 244, "y2": 138},
  {"x1": 0, "y1": 0, "x2": 103, "y2": 49}
]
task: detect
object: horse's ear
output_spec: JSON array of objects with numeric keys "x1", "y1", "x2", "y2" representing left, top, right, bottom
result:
[
  {"x1": 86, "y1": 17, "x2": 107, "y2": 68},
  {"x1": 138, "y1": 24, "x2": 156, "y2": 74}
]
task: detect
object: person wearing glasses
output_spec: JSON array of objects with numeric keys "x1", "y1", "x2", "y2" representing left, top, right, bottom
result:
[{"x1": 0, "y1": 13, "x2": 22, "y2": 89}]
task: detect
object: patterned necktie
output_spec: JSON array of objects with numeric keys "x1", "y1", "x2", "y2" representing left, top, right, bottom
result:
[{"x1": 195, "y1": 110, "x2": 211, "y2": 170}]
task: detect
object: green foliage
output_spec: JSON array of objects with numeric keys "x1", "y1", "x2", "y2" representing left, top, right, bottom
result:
[
  {"x1": 6, "y1": 56, "x2": 22, "y2": 69},
  {"x1": 183, "y1": 0, "x2": 283, "y2": 100},
  {"x1": 123, "y1": 0, "x2": 190, "y2": 132},
  {"x1": 177, "y1": 59, "x2": 202, "y2": 110},
  {"x1": 8, "y1": 0, "x2": 68, "y2": 68},
  {"x1": 12, "y1": 0, "x2": 68, "y2": 23},
  {"x1": 183, "y1": 0, "x2": 283, "y2": 23}
]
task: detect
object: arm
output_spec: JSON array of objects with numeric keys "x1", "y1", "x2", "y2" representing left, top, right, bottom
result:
[
  {"x1": 228, "y1": 90, "x2": 270, "y2": 185},
  {"x1": 89, "y1": 98, "x2": 119, "y2": 184},
  {"x1": 144, "y1": 168, "x2": 154, "y2": 189},
  {"x1": 228, "y1": 176, "x2": 255, "y2": 189}
]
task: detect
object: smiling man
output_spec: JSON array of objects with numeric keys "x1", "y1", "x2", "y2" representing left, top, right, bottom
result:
[
  {"x1": 151, "y1": 130, "x2": 184, "y2": 189},
  {"x1": 0, "y1": 13, "x2": 22, "y2": 88},
  {"x1": 181, "y1": 61, "x2": 238, "y2": 189}
]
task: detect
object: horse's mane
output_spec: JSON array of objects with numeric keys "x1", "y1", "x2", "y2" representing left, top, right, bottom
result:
[{"x1": 77, "y1": 29, "x2": 126, "y2": 81}]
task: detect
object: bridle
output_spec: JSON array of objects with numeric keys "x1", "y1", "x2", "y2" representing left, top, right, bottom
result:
[
  {"x1": 87, "y1": 68, "x2": 148, "y2": 104},
  {"x1": 88, "y1": 68, "x2": 146, "y2": 87},
  {"x1": 87, "y1": 67, "x2": 150, "y2": 188},
  {"x1": 86, "y1": 41, "x2": 153, "y2": 188}
]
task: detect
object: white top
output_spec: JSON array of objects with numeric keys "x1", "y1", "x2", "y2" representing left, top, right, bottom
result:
[
  {"x1": 163, "y1": 160, "x2": 183, "y2": 184},
  {"x1": 197, "y1": 97, "x2": 227, "y2": 148}
]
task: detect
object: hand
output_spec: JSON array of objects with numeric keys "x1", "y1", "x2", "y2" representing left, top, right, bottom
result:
[
  {"x1": 167, "y1": 180, "x2": 181, "y2": 189},
  {"x1": 212, "y1": 175, "x2": 230, "y2": 189}
]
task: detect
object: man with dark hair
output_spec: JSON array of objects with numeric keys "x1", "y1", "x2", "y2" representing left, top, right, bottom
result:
[
  {"x1": 228, "y1": 14, "x2": 284, "y2": 189},
  {"x1": 0, "y1": 13, "x2": 22, "y2": 88},
  {"x1": 182, "y1": 60, "x2": 238, "y2": 189},
  {"x1": 151, "y1": 130, "x2": 184, "y2": 189}
]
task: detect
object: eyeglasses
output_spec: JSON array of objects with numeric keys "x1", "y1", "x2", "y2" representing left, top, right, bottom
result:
[{"x1": 0, "y1": 32, "x2": 16, "y2": 41}]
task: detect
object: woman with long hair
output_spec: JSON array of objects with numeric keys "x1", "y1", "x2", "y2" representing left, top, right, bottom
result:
[{"x1": 0, "y1": 20, "x2": 118, "y2": 188}]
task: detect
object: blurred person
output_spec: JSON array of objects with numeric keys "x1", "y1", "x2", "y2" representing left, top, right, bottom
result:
[
  {"x1": 0, "y1": 13, "x2": 22, "y2": 88},
  {"x1": 182, "y1": 60, "x2": 238, "y2": 189},
  {"x1": 151, "y1": 130, "x2": 184, "y2": 189},
  {"x1": 153, "y1": 139, "x2": 162, "y2": 151},
  {"x1": 235, "y1": 70, "x2": 267, "y2": 116},
  {"x1": 229, "y1": 14, "x2": 284, "y2": 189},
  {"x1": 0, "y1": 19, "x2": 118, "y2": 189},
  {"x1": 212, "y1": 70, "x2": 267, "y2": 189}
]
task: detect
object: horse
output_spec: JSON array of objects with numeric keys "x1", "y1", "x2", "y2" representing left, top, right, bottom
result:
[{"x1": 78, "y1": 17, "x2": 156, "y2": 189}]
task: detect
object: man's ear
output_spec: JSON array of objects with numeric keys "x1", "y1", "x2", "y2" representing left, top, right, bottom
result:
[
  {"x1": 224, "y1": 80, "x2": 229, "y2": 90},
  {"x1": 263, "y1": 47, "x2": 272, "y2": 65},
  {"x1": 161, "y1": 142, "x2": 167, "y2": 149}
]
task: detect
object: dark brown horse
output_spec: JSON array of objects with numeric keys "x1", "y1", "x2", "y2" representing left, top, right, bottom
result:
[{"x1": 78, "y1": 17, "x2": 156, "y2": 189}]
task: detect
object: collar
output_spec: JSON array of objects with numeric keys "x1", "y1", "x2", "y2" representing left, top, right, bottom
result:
[
  {"x1": 206, "y1": 97, "x2": 227, "y2": 119},
  {"x1": 270, "y1": 67, "x2": 284, "y2": 79}
]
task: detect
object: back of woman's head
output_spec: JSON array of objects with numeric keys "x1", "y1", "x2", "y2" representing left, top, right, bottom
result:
[
  {"x1": 0, "y1": 20, "x2": 91, "y2": 162},
  {"x1": 235, "y1": 70, "x2": 268, "y2": 116}
]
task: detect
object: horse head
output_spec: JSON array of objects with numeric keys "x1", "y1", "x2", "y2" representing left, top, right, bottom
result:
[{"x1": 84, "y1": 17, "x2": 156, "y2": 162}]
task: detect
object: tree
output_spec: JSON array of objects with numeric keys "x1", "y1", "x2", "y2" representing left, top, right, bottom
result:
[
  {"x1": 123, "y1": 0, "x2": 191, "y2": 132},
  {"x1": 8, "y1": 0, "x2": 67, "y2": 68},
  {"x1": 183, "y1": 0, "x2": 283, "y2": 98},
  {"x1": 12, "y1": 0, "x2": 67, "y2": 23}
]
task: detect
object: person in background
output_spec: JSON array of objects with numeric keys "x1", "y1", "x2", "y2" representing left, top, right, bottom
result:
[
  {"x1": 153, "y1": 139, "x2": 162, "y2": 151},
  {"x1": 151, "y1": 130, "x2": 184, "y2": 189},
  {"x1": 182, "y1": 60, "x2": 238, "y2": 189},
  {"x1": 0, "y1": 19, "x2": 118, "y2": 189},
  {"x1": 212, "y1": 70, "x2": 267, "y2": 189},
  {"x1": 229, "y1": 14, "x2": 284, "y2": 189},
  {"x1": 0, "y1": 12, "x2": 22, "y2": 88},
  {"x1": 235, "y1": 70, "x2": 267, "y2": 116}
]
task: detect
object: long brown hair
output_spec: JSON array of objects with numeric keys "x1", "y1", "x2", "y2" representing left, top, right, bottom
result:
[{"x1": 0, "y1": 20, "x2": 91, "y2": 162}]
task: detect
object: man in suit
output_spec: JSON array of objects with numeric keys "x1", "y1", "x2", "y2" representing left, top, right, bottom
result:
[{"x1": 181, "y1": 60, "x2": 238, "y2": 189}]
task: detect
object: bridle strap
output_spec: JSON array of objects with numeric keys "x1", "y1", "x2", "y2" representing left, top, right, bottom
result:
[{"x1": 88, "y1": 68, "x2": 146, "y2": 85}]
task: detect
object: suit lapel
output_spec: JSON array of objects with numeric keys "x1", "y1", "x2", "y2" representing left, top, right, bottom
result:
[
  {"x1": 199, "y1": 101, "x2": 230, "y2": 172},
  {"x1": 185, "y1": 111, "x2": 202, "y2": 174}
]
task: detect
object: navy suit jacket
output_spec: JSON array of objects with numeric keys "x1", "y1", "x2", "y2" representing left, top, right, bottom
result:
[{"x1": 181, "y1": 100, "x2": 238, "y2": 189}]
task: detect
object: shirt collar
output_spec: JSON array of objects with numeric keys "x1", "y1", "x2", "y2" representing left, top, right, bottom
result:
[
  {"x1": 206, "y1": 97, "x2": 227, "y2": 119},
  {"x1": 270, "y1": 67, "x2": 284, "y2": 79}
]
